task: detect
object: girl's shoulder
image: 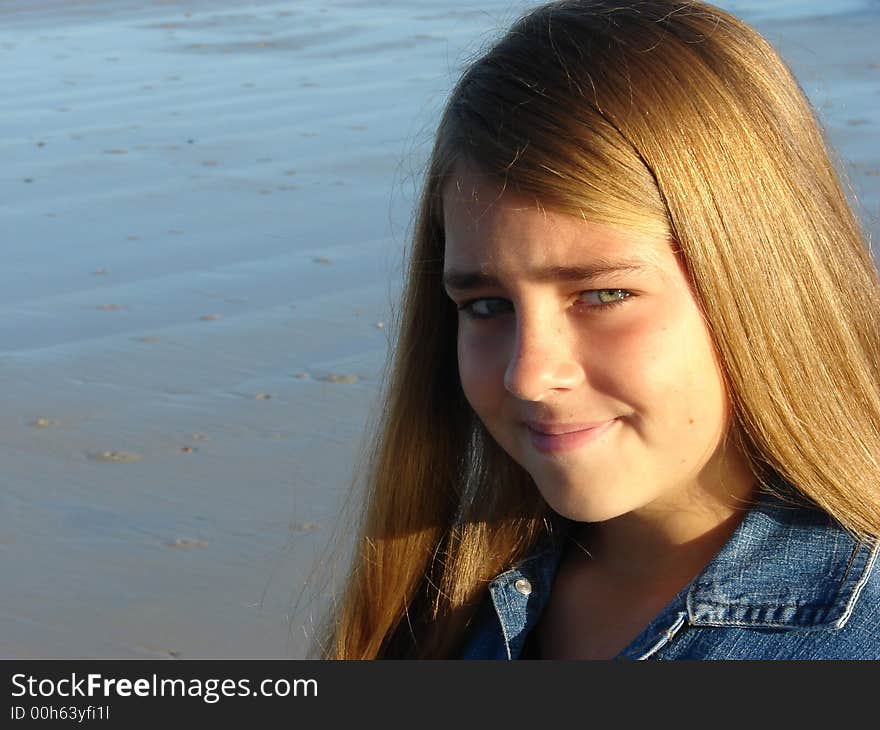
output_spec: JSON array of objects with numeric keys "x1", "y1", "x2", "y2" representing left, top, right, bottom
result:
[
  {"x1": 652, "y1": 491, "x2": 880, "y2": 660},
  {"x1": 460, "y1": 489, "x2": 880, "y2": 660}
]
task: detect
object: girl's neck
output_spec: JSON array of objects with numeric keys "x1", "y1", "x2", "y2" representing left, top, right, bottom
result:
[{"x1": 573, "y1": 456, "x2": 757, "y2": 584}]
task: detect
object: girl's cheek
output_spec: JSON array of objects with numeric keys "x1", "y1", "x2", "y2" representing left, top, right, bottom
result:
[
  {"x1": 589, "y1": 316, "x2": 663, "y2": 372},
  {"x1": 458, "y1": 329, "x2": 510, "y2": 395},
  {"x1": 617, "y1": 305, "x2": 725, "y2": 411},
  {"x1": 458, "y1": 322, "x2": 511, "y2": 361}
]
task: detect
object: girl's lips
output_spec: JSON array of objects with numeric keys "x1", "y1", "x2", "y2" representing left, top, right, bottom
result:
[{"x1": 525, "y1": 418, "x2": 618, "y2": 453}]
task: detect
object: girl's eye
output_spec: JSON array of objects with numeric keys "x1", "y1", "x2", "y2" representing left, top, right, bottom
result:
[
  {"x1": 580, "y1": 289, "x2": 632, "y2": 307},
  {"x1": 458, "y1": 297, "x2": 512, "y2": 319},
  {"x1": 457, "y1": 289, "x2": 633, "y2": 319}
]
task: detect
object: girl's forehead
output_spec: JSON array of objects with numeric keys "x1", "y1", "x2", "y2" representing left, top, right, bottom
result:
[
  {"x1": 441, "y1": 167, "x2": 571, "y2": 246},
  {"x1": 443, "y1": 166, "x2": 661, "y2": 245},
  {"x1": 441, "y1": 160, "x2": 670, "y2": 242},
  {"x1": 443, "y1": 187, "x2": 676, "y2": 285},
  {"x1": 442, "y1": 162, "x2": 521, "y2": 208}
]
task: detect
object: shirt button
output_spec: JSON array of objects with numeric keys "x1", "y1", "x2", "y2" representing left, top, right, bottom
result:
[{"x1": 514, "y1": 578, "x2": 532, "y2": 595}]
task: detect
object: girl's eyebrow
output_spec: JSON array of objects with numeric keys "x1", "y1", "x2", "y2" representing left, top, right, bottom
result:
[{"x1": 442, "y1": 261, "x2": 653, "y2": 292}]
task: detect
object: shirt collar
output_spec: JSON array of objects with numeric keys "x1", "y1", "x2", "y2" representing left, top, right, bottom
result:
[
  {"x1": 685, "y1": 489, "x2": 878, "y2": 630},
  {"x1": 504, "y1": 486, "x2": 878, "y2": 649}
]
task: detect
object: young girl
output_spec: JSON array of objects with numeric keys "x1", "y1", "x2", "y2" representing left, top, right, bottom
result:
[{"x1": 318, "y1": 0, "x2": 880, "y2": 659}]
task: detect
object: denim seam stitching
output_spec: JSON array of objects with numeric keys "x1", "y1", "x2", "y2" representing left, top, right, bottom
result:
[
  {"x1": 828, "y1": 537, "x2": 863, "y2": 609},
  {"x1": 693, "y1": 537, "x2": 878, "y2": 623},
  {"x1": 686, "y1": 618, "x2": 832, "y2": 629},
  {"x1": 637, "y1": 613, "x2": 687, "y2": 660},
  {"x1": 695, "y1": 599, "x2": 832, "y2": 610},
  {"x1": 835, "y1": 539, "x2": 879, "y2": 629},
  {"x1": 489, "y1": 583, "x2": 513, "y2": 660}
]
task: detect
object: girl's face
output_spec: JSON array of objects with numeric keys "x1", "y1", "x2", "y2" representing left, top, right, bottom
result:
[{"x1": 443, "y1": 165, "x2": 751, "y2": 523}]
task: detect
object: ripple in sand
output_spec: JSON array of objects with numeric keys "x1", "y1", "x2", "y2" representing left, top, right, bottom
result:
[
  {"x1": 290, "y1": 522, "x2": 319, "y2": 533},
  {"x1": 166, "y1": 538, "x2": 208, "y2": 549},
  {"x1": 137, "y1": 645, "x2": 181, "y2": 659},
  {"x1": 31, "y1": 417, "x2": 60, "y2": 429},
  {"x1": 319, "y1": 373, "x2": 359, "y2": 384},
  {"x1": 88, "y1": 450, "x2": 143, "y2": 464}
]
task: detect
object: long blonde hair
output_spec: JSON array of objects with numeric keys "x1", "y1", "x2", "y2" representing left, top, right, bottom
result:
[{"x1": 317, "y1": 0, "x2": 880, "y2": 659}]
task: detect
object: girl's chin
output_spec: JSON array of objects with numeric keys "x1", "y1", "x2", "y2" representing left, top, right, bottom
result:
[{"x1": 533, "y1": 483, "x2": 633, "y2": 524}]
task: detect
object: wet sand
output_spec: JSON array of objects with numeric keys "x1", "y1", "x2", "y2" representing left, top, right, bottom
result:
[{"x1": 0, "y1": 0, "x2": 877, "y2": 658}]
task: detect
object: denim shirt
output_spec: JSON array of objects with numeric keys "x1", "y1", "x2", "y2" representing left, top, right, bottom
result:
[{"x1": 460, "y1": 490, "x2": 880, "y2": 659}]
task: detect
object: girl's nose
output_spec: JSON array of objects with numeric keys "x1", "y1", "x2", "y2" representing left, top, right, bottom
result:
[{"x1": 502, "y1": 316, "x2": 584, "y2": 402}]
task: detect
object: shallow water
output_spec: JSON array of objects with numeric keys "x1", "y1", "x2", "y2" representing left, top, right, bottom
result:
[{"x1": 0, "y1": 0, "x2": 877, "y2": 658}]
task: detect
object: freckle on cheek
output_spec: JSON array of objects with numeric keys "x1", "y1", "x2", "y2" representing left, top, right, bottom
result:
[{"x1": 688, "y1": 418, "x2": 695, "y2": 425}]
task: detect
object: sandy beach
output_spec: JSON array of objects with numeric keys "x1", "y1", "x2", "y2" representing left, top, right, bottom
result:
[{"x1": 1, "y1": 0, "x2": 877, "y2": 658}]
